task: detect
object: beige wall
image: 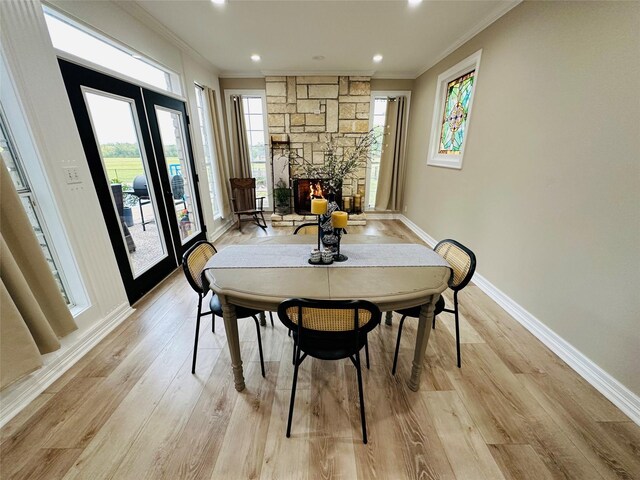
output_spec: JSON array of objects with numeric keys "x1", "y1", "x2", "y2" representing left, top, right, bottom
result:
[
  {"x1": 370, "y1": 79, "x2": 414, "y2": 91},
  {"x1": 403, "y1": 1, "x2": 640, "y2": 394}
]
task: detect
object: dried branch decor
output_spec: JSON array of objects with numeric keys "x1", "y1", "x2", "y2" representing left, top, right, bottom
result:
[{"x1": 291, "y1": 130, "x2": 378, "y2": 194}]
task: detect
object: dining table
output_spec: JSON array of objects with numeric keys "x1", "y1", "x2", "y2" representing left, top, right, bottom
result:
[{"x1": 203, "y1": 234, "x2": 451, "y2": 392}]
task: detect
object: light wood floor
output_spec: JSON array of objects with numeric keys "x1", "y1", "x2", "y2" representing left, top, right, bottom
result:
[{"x1": 1, "y1": 220, "x2": 638, "y2": 480}]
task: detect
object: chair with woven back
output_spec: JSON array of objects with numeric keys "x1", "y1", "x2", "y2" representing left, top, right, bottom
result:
[
  {"x1": 392, "y1": 239, "x2": 476, "y2": 373},
  {"x1": 182, "y1": 240, "x2": 273, "y2": 376},
  {"x1": 229, "y1": 177, "x2": 267, "y2": 232},
  {"x1": 277, "y1": 298, "x2": 381, "y2": 444}
]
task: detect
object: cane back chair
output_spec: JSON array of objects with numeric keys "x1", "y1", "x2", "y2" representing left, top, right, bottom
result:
[
  {"x1": 278, "y1": 298, "x2": 381, "y2": 444},
  {"x1": 182, "y1": 240, "x2": 273, "y2": 376},
  {"x1": 392, "y1": 239, "x2": 476, "y2": 372}
]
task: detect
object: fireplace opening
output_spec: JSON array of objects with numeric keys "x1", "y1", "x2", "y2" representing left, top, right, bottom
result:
[{"x1": 292, "y1": 179, "x2": 342, "y2": 215}]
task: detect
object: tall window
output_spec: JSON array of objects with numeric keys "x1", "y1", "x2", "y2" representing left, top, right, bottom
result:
[
  {"x1": 438, "y1": 71, "x2": 475, "y2": 155},
  {"x1": 0, "y1": 113, "x2": 72, "y2": 305},
  {"x1": 194, "y1": 85, "x2": 219, "y2": 217},
  {"x1": 241, "y1": 96, "x2": 269, "y2": 206},
  {"x1": 367, "y1": 98, "x2": 388, "y2": 210},
  {"x1": 428, "y1": 49, "x2": 481, "y2": 169},
  {"x1": 43, "y1": 6, "x2": 181, "y2": 95}
]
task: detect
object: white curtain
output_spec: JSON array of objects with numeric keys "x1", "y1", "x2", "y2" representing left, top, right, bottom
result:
[
  {"x1": 0, "y1": 158, "x2": 77, "y2": 389},
  {"x1": 204, "y1": 87, "x2": 232, "y2": 218},
  {"x1": 375, "y1": 96, "x2": 407, "y2": 211},
  {"x1": 230, "y1": 95, "x2": 252, "y2": 179}
]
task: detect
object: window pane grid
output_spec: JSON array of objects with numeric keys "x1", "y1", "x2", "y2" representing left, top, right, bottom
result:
[
  {"x1": 194, "y1": 86, "x2": 219, "y2": 216},
  {"x1": 367, "y1": 98, "x2": 388, "y2": 209},
  {"x1": 0, "y1": 117, "x2": 72, "y2": 305},
  {"x1": 241, "y1": 96, "x2": 268, "y2": 206}
]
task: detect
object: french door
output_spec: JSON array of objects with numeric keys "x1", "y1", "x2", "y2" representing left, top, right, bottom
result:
[{"x1": 59, "y1": 59, "x2": 205, "y2": 304}]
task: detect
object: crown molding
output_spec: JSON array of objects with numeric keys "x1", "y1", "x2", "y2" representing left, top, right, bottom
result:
[
  {"x1": 113, "y1": 0, "x2": 220, "y2": 75},
  {"x1": 371, "y1": 72, "x2": 416, "y2": 80},
  {"x1": 260, "y1": 70, "x2": 375, "y2": 77},
  {"x1": 219, "y1": 71, "x2": 268, "y2": 79},
  {"x1": 414, "y1": 0, "x2": 522, "y2": 78}
]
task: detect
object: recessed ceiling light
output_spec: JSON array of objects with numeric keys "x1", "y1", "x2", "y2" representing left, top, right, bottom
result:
[
  {"x1": 373, "y1": 54, "x2": 383, "y2": 63},
  {"x1": 211, "y1": 0, "x2": 226, "y2": 5},
  {"x1": 408, "y1": 0, "x2": 423, "y2": 6},
  {"x1": 251, "y1": 54, "x2": 261, "y2": 62}
]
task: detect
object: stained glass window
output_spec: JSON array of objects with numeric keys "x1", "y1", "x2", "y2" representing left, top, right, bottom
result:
[{"x1": 438, "y1": 70, "x2": 475, "y2": 155}]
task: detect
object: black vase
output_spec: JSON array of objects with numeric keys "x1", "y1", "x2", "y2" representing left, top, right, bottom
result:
[{"x1": 320, "y1": 193, "x2": 340, "y2": 249}]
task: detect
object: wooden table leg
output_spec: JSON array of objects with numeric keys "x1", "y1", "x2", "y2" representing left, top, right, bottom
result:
[
  {"x1": 408, "y1": 295, "x2": 437, "y2": 392},
  {"x1": 219, "y1": 295, "x2": 245, "y2": 391},
  {"x1": 385, "y1": 311, "x2": 393, "y2": 326}
]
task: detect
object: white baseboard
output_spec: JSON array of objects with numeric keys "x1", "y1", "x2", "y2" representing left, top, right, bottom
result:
[
  {"x1": 0, "y1": 302, "x2": 134, "y2": 428},
  {"x1": 364, "y1": 212, "x2": 401, "y2": 220},
  {"x1": 207, "y1": 218, "x2": 234, "y2": 243},
  {"x1": 397, "y1": 215, "x2": 640, "y2": 425}
]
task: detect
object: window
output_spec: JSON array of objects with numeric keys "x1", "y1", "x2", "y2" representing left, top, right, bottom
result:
[
  {"x1": 241, "y1": 96, "x2": 269, "y2": 206},
  {"x1": 0, "y1": 113, "x2": 72, "y2": 305},
  {"x1": 438, "y1": 71, "x2": 475, "y2": 155},
  {"x1": 367, "y1": 98, "x2": 388, "y2": 209},
  {"x1": 194, "y1": 85, "x2": 219, "y2": 217},
  {"x1": 43, "y1": 6, "x2": 181, "y2": 95},
  {"x1": 428, "y1": 50, "x2": 482, "y2": 169}
]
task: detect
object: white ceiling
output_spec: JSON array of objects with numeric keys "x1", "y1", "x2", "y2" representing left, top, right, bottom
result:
[{"x1": 131, "y1": 0, "x2": 519, "y2": 78}]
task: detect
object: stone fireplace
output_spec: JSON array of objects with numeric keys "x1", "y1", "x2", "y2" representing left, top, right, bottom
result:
[
  {"x1": 266, "y1": 75, "x2": 369, "y2": 226},
  {"x1": 292, "y1": 179, "x2": 342, "y2": 215}
]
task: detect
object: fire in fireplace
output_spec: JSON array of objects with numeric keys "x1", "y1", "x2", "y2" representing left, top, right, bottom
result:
[{"x1": 292, "y1": 178, "x2": 342, "y2": 215}]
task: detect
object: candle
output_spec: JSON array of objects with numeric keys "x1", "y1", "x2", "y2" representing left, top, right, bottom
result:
[
  {"x1": 353, "y1": 194, "x2": 362, "y2": 213},
  {"x1": 331, "y1": 211, "x2": 348, "y2": 229},
  {"x1": 311, "y1": 198, "x2": 328, "y2": 215},
  {"x1": 343, "y1": 196, "x2": 352, "y2": 212}
]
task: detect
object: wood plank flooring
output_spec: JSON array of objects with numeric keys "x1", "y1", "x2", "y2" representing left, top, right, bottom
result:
[{"x1": 1, "y1": 220, "x2": 638, "y2": 480}]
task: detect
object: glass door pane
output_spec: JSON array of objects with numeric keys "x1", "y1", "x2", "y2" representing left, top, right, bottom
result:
[
  {"x1": 154, "y1": 107, "x2": 202, "y2": 244},
  {"x1": 84, "y1": 90, "x2": 168, "y2": 277}
]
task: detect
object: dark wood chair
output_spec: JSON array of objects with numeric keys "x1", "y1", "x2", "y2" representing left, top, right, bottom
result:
[
  {"x1": 229, "y1": 177, "x2": 267, "y2": 232},
  {"x1": 182, "y1": 240, "x2": 273, "y2": 376},
  {"x1": 277, "y1": 298, "x2": 381, "y2": 444},
  {"x1": 392, "y1": 239, "x2": 476, "y2": 372}
]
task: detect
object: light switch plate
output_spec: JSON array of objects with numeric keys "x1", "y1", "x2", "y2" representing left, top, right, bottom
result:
[{"x1": 64, "y1": 166, "x2": 81, "y2": 184}]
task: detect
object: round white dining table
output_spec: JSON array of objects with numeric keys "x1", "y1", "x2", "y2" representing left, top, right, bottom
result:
[{"x1": 203, "y1": 234, "x2": 451, "y2": 392}]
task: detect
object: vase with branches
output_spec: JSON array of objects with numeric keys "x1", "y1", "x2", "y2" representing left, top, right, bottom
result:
[{"x1": 291, "y1": 129, "x2": 378, "y2": 195}]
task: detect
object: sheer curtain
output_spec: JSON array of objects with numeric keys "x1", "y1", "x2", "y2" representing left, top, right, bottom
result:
[
  {"x1": 0, "y1": 158, "x2": 77, "y2": 389},
  {"x1": 375, "y1": 96, "x2": 407, "y2": 211},
  {"x1": 230, "y1": 95, "x2": 252, "y2": 179},
  {"x1": 204, "y1": 87, "x2": 232, "y2": 218}
]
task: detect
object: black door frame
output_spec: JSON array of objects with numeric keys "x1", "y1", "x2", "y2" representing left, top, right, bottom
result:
[
  {"x1": 143, "y1": 89, "x2": 206, "y2": 257},
  {"x1": 59, "y1": 59, "x2": 205, "y2": 303}
]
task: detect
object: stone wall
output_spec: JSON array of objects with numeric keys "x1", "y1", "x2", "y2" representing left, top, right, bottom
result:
[{"x1": 265, "y1": 76, "x2": 371, "y2": 198}]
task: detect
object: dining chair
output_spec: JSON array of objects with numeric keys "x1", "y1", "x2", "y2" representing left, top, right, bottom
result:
[
  {"x1": 392, "y1": 239, "x2": 476, "y2": 372},
  {"x1": 131, "y1": 174, "x2": 152, "y2": 231},
  {"x1": 229, "y1": 177, "x2": 267, "y2": 232},
  {"x1": 182, "y1": 240, "x2": 273, "y2": 376},
  {"x1": 170, "y1": 174, "x2": 187, "y2": 210},
  {"x1": 278, "y1": 298, "x2": 381, "y2": 444}
]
